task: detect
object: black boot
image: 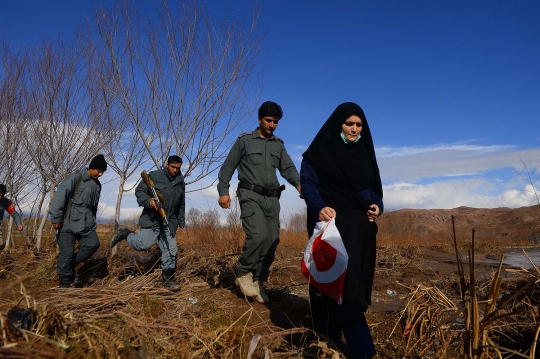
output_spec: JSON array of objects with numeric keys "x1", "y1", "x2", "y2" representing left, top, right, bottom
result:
[
  {"x1": 59, "y1": 276, "x2": 72, "y2": 288},
  {"x1": 110, "y1": 227, "x2": 134, "y2": 248},
  {"x1": 162, "y1": 269, "x2": 180, "y2": 291}
]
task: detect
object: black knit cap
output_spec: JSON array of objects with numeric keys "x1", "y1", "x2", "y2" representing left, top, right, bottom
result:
[{"x1": 89, "y1": 154, "x2": 107, "y2": 171}]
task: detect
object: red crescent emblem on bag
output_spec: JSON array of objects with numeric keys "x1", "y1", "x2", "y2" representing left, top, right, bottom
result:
[{"x1": 311, "y1": 233, "x2": 337, "y2": 272}]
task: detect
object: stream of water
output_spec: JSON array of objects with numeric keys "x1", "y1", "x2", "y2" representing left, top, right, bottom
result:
[{"x1": 504, "y1": 248, "x2": 540, "y2": 269}]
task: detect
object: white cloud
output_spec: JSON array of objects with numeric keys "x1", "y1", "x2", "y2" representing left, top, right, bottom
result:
[
  {"x1": 98, "y1": 201, "x2": 141, "y2": 221},
  {"x1": 378, "y1": 146, "x2": 540, "y2": 181},
  {"x1": 384, "y1": 180, "x2": 538, "y2": 210},
  {"x1": 112, "y1": 181, "x2": 139, "y2": 196},
  {"x1": 376, "y1": 143, "x2": 515, "y2": 158}
]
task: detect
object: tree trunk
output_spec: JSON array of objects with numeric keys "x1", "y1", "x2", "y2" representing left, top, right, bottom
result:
[
  {"x1": 36, "y1": 184, "x2": 55, "y2": 251},
  {"x1": 114, "y1": 174, "x2": 126, "y2": 230},
  {"x1": 3, "y1": 216, "x2": 13, "y2": 251},
  {"x1": 31, "y1": 187, "x2": 47, "y2": 243},
  {"x1": 111, "y1": 173, "x2": 127, "y2": 256}
]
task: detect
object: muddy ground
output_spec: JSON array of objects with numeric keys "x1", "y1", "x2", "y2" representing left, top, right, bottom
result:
[{"x1": 0, "y1": 240, "x2": 538, "y2": 358}]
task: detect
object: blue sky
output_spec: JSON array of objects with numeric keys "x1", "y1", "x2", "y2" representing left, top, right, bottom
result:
[{"x1": 1, "y1": 0, "x2": 539, "y2": 218}]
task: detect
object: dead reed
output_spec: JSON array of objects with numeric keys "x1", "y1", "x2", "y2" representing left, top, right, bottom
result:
[{"x1": 390, "y1": 216, "x2": 540, "y2": 358}]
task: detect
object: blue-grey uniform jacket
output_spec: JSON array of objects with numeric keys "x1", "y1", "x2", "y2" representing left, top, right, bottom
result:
[
  {"x1": 136, "y1": 168, "x2": 186, "y2": 231},
  {"x1": 50, "y1": 169, "x2": 102, "y2": 234},
  {"x1": 217, "y1": 130, "x2": 301, "y2": 196},
  {"x1": 0, "y1": 197, "x2": 23, "y2": 226}
]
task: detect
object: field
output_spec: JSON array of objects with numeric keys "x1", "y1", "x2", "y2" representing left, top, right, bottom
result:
[{"x1": 1, "y1": 206, "x2": 539, "y2": 358}]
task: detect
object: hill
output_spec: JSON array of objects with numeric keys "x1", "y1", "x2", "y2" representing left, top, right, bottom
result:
[{"x1": 378, "y1": 204, "x2": 540, "y2": 244}]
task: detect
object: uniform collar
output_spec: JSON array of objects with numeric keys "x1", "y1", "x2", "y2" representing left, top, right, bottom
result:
[
  {"x1": 163, "y1": 168, "x2": 183, "y2": 184},
  {"x1": 252, "y1": 128, "x2": 275, "y2": 141},
  {"x1": 82, "y1": 169, "x2": 92, "y2": 181}
]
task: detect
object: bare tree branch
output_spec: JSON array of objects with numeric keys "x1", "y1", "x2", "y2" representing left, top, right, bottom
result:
[{"x1": 93, "y1": 0, "x2": 264, "y2": 187}]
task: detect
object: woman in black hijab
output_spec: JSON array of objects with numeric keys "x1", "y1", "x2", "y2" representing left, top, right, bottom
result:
[{"x1": 301, "y1": 102, "x2": 383, "y2": 358}]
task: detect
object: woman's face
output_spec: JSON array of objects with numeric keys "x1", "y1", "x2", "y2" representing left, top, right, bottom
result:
[{"x1": 341, "y1": 115, "x2": 363, "y2": 142}]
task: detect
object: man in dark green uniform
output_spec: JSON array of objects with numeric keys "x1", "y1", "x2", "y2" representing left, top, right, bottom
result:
[{"x1": 218, "y1": 101, "x2": 301, "y2": 303}]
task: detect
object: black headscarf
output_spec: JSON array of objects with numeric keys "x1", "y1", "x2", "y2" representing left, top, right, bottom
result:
[{"x1": 302, "y1": 102, "x2": 382, "y2": 209}]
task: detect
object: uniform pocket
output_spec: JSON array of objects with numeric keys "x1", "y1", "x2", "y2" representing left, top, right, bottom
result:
[
  {"x1": 240, "y1": 208, "x2": 261, "y2": 234},
  {"x1": 270, "y1": 149, "x2": 281, "y2": 168},
  {"x1": 69, "y1": 206, "x2": 84, "y2": 221},
  {"x1": 246, "y1": 148, "x2": 263, "y2": 165}
]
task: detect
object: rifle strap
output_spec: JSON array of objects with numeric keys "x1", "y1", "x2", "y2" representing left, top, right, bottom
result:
[{"x1": 63, "y1": 173, "x2": 83, "y2": 221}]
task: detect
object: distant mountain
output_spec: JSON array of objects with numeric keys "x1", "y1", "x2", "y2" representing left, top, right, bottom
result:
[{"x1": 379, "y1": 204, "x2": 540, "y2": 243}]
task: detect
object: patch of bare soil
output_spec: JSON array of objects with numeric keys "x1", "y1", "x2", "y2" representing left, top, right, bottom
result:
[{"x1": 0, "y1": 241, "x2": 538, "y2": 358}]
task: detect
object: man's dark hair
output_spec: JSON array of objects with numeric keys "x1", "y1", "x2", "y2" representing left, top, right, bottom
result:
[
  {"x1": 0, "y1": 184, "x2": 6, "y2": 195},
  {"x1": 168, "y1": 155, "x2": 182, "y2": 164},
  {"x1": 258, "y1": 101, "x2": 283, "y2": 120}
]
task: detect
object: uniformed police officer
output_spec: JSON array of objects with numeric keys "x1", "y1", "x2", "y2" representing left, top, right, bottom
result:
[
  {"x1": 218, "y1": 101, "x2": 301, "y2": 303},
  {"x1": 50, "y1": 154, "x2": 107, "y2": 288},
  {"x1": 109, "y1": 155, "x2": 185, "y2": 291}
]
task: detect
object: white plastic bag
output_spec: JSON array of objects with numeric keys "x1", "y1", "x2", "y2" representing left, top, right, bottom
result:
[{"x1": 301, "y1": 218, "x2": 349, "y2": 304}]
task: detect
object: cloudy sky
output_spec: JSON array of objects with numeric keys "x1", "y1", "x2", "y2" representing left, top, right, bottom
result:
[{"x1": 1, "y1": 0, "x2": 539, "y2": 219}]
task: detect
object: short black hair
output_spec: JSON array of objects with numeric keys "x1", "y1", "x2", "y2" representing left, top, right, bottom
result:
[
  {"x1": 168, "y1": 155, "x2": 182, "y2": 164},
  {"x1": 258, "y1": 101, "x2": 283, "y2": 120},
  {"x1": 0, "y1": 184, "x2": 6, "y2": 195}
]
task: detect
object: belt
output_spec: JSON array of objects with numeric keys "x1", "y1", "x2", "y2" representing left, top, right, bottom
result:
[{"x1": 238, "y1": 182, "x2": 286, "y2": 198}]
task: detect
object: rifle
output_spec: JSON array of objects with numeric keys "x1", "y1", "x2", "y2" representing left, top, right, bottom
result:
[{"x1": 141, "y1": 171, "x2": 174, "y2": 239}]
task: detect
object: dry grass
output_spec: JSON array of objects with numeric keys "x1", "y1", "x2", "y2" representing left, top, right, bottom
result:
[
  {"x1": 1, "y1": 208, "x2": 540, "y2": 358},
  {"x1": 1, "y1": 243, "x2": 328, "y2": 359}
]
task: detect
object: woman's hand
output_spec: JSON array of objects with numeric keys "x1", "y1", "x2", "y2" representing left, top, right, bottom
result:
[
  {"x1": 366, "y1": 204, "x2": 380, "y2": 222},
  {"x1": 318, "y1": 207, "x2": 336, "y2": 222}
]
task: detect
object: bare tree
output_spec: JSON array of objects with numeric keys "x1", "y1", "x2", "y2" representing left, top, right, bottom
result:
[
  {"x1": 104, "y1": 119, "x2": 150, "y2": 229},
  {"x1": 82, "y1": 35, "x2": 150, "y2": 235},
  {"x1": 24, "y1": 36, "x2": 115, "y2": 250},
  {"x1": 93, "y1": 0, "x2": 264, "y2": 187},
  {"x1": 0, "y1": 42, "x2": 34, "y2": 250},
  {"x1": 25, "y1": 175, "x2": 50, "y2": 243}
]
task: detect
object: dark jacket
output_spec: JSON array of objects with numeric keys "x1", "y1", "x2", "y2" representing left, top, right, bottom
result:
[
  {"x1": 136, "y1": 168, "x2": 186, "y2": 231},
  {"x1": 300, "y1": 160, "x2": 384, "y2": 218},
  {"x1": 50, "y1": 169, "x2": 102, "y2": 234},
  {"x1": 0, "y1": 197, "x2": 23, "y2": 226}
]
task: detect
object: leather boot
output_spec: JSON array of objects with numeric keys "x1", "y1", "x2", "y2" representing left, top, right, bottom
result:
[
  {"x1": 58, "y1": 276, "x2": 72, "y2": 288},
  {"x1": 110, "y1": 227, "x2": 134, "y2": 248},
  {"x1": 254, "y1": 281, "x2": 270, "y2": 303},
  {"x1": 235, "y1": 271, "x2": 259, "y2": 297},
  {"x1": 162, "y1": 269, "x2": 180, "y2": 291}
]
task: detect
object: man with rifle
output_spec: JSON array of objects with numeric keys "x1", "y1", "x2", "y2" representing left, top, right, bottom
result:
[{"x1": 110, "y1": 155, "x2": 185, "y2": 291}]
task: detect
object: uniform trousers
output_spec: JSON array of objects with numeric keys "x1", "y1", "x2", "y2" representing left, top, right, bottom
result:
[
  {"x1": 57, "y1": 230, "x2": 100, "y2": 277},
  {"x1": 126, "y1": 227, "x2": 177, "y2": 271},
  {"x1": 237, "y1": 188, "x2": 280, "y2": 281}
]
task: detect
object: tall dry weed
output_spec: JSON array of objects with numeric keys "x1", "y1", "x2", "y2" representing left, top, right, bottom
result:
[{"x1": 179, "y1": 206, "x2": 243, "y2": 256}]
